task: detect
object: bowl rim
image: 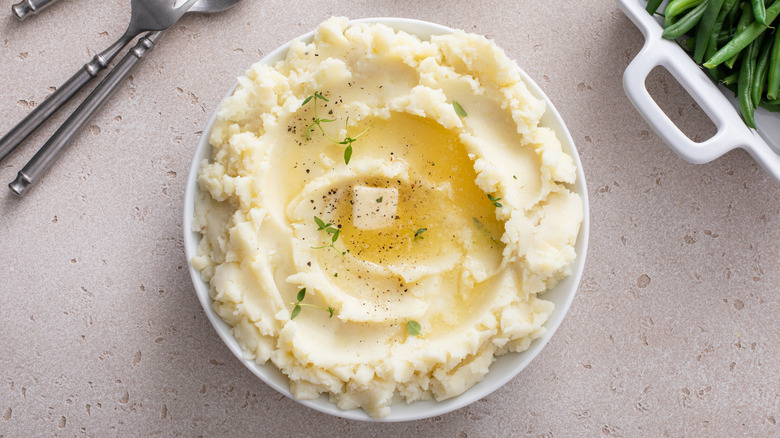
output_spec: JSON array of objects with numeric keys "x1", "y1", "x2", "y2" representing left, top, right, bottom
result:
[{"x1": 182, "y1": 16, "x2": 590, "y2": 422}]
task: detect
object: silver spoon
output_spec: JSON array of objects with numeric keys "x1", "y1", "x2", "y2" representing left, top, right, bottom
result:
[
  {"x1": 0, "y1": 0, "x2": 199, "y2": 164},
  {"x1": 9, "y1": 0, "x2": 242, "y2": 196}
]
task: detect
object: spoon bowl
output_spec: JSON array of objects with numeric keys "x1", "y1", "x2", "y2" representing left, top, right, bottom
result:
[{"x1": 189, "y1": 0, "x2": 241, "y2": 13}]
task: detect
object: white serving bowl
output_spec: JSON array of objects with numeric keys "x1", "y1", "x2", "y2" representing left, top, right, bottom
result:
[
  {"x1": 618, "y1": 0, "x2": 780, "y2": 183},
  {"x1": 183, "y1": 17, "x2": 590, "y2": 422}
]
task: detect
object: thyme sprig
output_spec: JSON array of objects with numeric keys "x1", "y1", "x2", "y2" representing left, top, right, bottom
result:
[
  {"x1": 472, "y1": 217, "x2": 500, "y2": 245},
  {"x1": 290, "y1": 288, "x2": 335, "y2": 320},
  {"x1": 487, "y1": 194, "x2": 503, "y2": 208},
  {"x1": 301, "y1": 92, "x2": 370, "y2": 165},
  {"x1": 413, "y1": 228, "x2": 427, "y2": 241},
  {"x1": 303, "y1": 91, "x2": 338, "y2": 142},
  {"x1": 311, "y1": 216, "x2": 347, "y2": 257}
]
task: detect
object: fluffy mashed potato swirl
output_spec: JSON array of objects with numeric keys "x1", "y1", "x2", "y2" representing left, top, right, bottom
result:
[{"x1": 192, "y1": 17, "x2": 583, "y2": 418}]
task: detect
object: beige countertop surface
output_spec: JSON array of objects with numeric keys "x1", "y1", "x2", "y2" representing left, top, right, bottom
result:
[{"x1": 1, "y1": 0, "x2": 779, "y2": 436}]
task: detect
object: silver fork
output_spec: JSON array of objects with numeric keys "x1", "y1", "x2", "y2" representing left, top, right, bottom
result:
[
  {"x1": 12, "y1": 0, "x2": 59, "y2": 21},
  {"x1": 8, "y1": 0, "x2": 243, "y2": 196},
  {"x1": 0, "y1": 0, "x2": 198, "y2": 163}
]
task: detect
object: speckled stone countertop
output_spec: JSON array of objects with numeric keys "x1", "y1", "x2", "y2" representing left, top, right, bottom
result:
[{"x1": 1, "y1": 0, "x2": 779, "y2": 436}]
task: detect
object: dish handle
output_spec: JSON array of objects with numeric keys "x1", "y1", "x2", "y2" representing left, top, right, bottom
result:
[{"x1": 623, "y1": 35, "x2": 754, "y2": 164}]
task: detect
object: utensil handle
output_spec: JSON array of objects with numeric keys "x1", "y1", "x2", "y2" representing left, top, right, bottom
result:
[
  {"x1": 12, "y1": 0, "x2": 59, "y2": 20},
  {"x1": 0, "y1": 67, "x2": 92, "y2": 163},
  {"x1": 0, "y1": 34, "x2": 132, "y2": 163},
  {"x1": 9, "y1": 32, "x2": 162, "y2": 197}
]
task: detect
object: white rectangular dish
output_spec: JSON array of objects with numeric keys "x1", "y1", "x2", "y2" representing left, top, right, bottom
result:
[{"x1": 618, "y1": 0, "x2": 780, "y2": 183}]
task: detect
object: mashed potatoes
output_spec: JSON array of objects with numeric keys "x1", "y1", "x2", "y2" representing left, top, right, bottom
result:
[{"x1": 192, "y1": 17, "x2": 583, "y2": 418}]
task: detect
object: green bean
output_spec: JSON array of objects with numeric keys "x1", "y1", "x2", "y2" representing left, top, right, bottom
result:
[
  {"x1": 753, "y1": 35, "x2": 773, "y2": 105},
  {"x1": 768, "y1": 28, "x2": 780, "y2": 99},
  {"x1": 681, "y1": 35, "x2": 697, "y2": 51},
  {"x1": 716, "y1": 0, "x2": 741, "y2": 36},
  {"x1": 723, "y1": 0, "x2": 742, "y2": 24},
  {"x1": 648, "y1": 0, "x2": 780, "y2": 130},
  {"x1": 751, "y1": 0, "x2": 767, "y2": 24},
  {"x1": 726, "y1": 0, "x2": 741, "y2": 24},
  {"x1": 704, "y1": 1, "x2": 780, "y2": 68},
  {"x1": 647, "y1": 0, "x2": 664, "y2": 14},
  {"x1": 706, "y1": 0, "x2": 740, "y2": 79},
  {"x1": 738, "y1": 36, "x2": 761, "y2": 128},
  {"x1": 726, "y1": 2, "x2": 754, "y2": 68},
  {"x1": 664, "y1": 0, "x2": 711, "y2": 39},
  {"x1": 665, "y1": 0, "x2": 705, "y2": 27},
  {"x1": 721, "y1": 72, "x2": 740, "y2": 84},
  {"x1": 759, "y1": 100, "x2": 780, "y2": 111},
  {"x1": 718, "y1": 28, "x2": 735, "y2": 45},
  {"x1": 695, "y1": 0, "x2": 727, "y2": 63}
]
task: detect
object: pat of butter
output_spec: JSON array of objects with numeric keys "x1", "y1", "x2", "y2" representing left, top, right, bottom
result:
[{"x1": 352, "y1": 185, "x2": 398, "y2": 230}]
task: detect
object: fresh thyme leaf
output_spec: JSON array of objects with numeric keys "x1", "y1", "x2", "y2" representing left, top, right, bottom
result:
[
  {"x1": 344, "y1": 144, "x2": 353, "y2": 165},
  {"x1": 487, "y1": 194, "x2": 503, "y2": 208},
  {"x1": 301, "y1": 95, "x2": 313, "y2": 106},
  {"x1": 332, "y1": 229, "x2": 340, "y2": 243},
  {"x1": 319, "y1": 118, "x2": 335, "y2": 123},
  {"x1": 406, "y1": 320, "x2": 422, "y2": 336},
  {"x1": 513, "y1": 175, "x2": 518, "y2": 180},
  {"x1": 327, "y1": 307, "x2": 335, "y2": 318},
  {"x1": 334, "y1": 272, "x2": 338, "y2": 277},
  {"x1": 414, "y1": 228, "x2": 427, "y2": 241},
  {"x1": 453, "y1": 101, "x2": 468, "y2": 117},
  {"x1": 376, "y1": 196, "x2": 383, "y2": 203},
  {"x1": 297, "y1": 288, "x2": 306, "y2": 302},
  {"x1": 314, "y1": 216, "x2": 326, "y2": 230},
  {"x1": 291, "y1": 304, "x2": 301, "y2": 320},
  {"x1": 314, "y1": 91, "x2": 329, "y2": 102}
]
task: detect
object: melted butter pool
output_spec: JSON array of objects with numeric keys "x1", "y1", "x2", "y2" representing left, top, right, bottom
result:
[{"x1": 332, "y1": 113, "x2": 504, "y2": 266}]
